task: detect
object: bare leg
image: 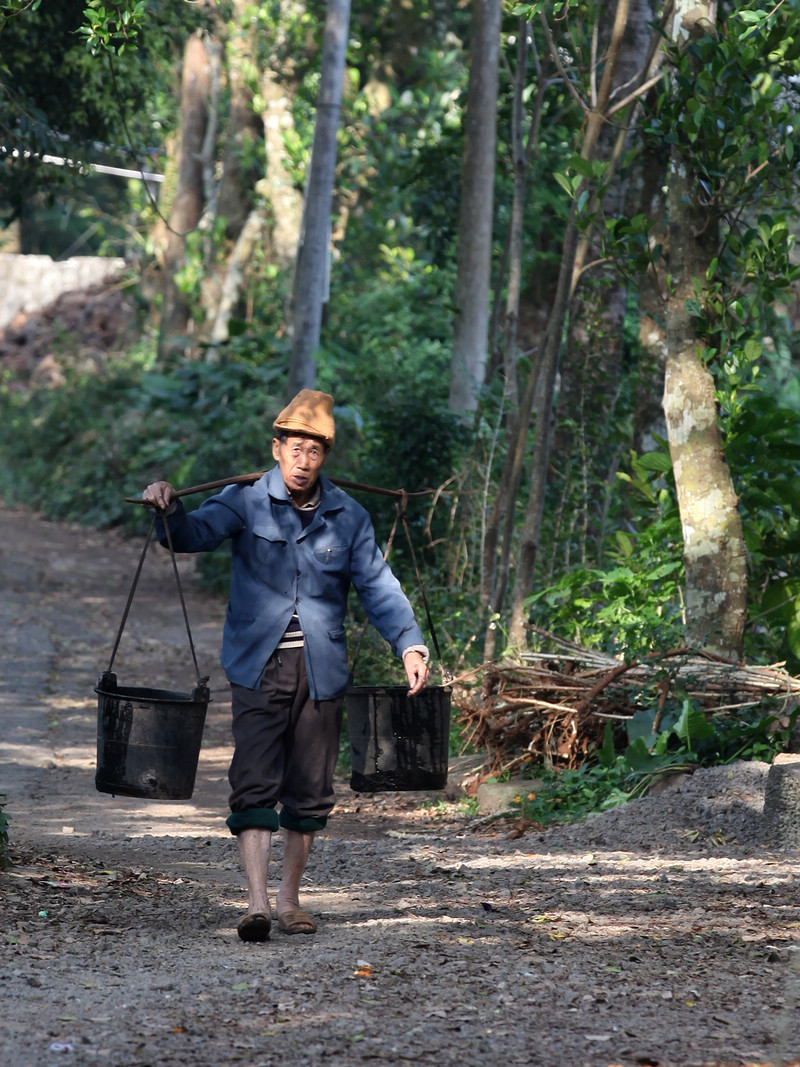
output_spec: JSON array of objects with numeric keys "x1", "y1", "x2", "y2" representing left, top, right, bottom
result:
[
  {"x1": 237, "y1": 828, "x2": 272, "y2": 915},
  {"x1": 276, "y1": 829, "x2": 316, "y2": 933}
]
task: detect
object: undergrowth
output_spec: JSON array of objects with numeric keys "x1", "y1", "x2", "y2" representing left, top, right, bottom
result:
[{"x1": 505, "y1": 696, "x2": 794, "y2": 830}]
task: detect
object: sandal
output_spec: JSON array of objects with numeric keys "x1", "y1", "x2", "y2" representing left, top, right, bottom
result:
[
  {"x1": 237, "y1": 911, "x2": 271, "y2": 942},
  {"x1": 277, "y1": 907, "x2": 317, "y2": 935}
]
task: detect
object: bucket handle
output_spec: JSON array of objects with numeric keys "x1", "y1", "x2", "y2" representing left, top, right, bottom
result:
[
  {"x1": 105, "y1": 510, "x2": 209, "y2": 690},
  {"x1": 395, "y1": 492, "x2": 453, "y2": 685},
  {"x1": 351, "y1": 491, "x2": 453, "y2": 686}
]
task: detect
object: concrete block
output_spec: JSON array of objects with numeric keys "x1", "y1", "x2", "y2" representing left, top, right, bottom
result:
[{"x1": 763, "y1": 753, "x2": 800, "y2": 847}]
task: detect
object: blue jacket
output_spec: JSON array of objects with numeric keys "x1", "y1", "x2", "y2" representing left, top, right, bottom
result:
[{"x1": 156, "y1": 467, "x2": 426, "y2": 698}]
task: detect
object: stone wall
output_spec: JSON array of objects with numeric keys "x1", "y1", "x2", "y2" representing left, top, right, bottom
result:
[{"x1": 0, "y1": 253, "x2": 126, "y2": 331}]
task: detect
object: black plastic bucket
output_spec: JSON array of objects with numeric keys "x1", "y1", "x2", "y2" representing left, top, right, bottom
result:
[
  {"x1": 347, "y1": 684, "x2": 451, "y2": 792},
  {"x1": 95, "y1": 672, "x2": 210, "y2": 800}
]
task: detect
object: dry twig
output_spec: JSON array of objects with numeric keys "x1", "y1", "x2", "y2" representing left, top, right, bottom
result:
[{"x1": 451, "y1": 629, "x2": 800, "y2": 777}]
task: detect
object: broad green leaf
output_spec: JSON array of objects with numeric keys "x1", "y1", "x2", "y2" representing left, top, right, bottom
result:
[
  {"x1": 635, "y1": 451, "x2": 673, "y2": 473},
  {"x1": 674, "y1": 701, "x2": 715, "y2": 747},
  {"x1": 626, "y1": 710, "x2": 657, "y2": 748}
]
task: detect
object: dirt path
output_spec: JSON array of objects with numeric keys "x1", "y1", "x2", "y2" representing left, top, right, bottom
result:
[{"x1": 2, "y1": 502, "x2": 800, "y2": 1067}]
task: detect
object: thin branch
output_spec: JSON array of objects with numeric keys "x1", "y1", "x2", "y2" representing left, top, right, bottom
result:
[
  {"x1": 538, "y1": 11, "x2": 588, "y2": 114},
  {"x1": 606, "y1": 71, "x2": 665, "y2": 118}
]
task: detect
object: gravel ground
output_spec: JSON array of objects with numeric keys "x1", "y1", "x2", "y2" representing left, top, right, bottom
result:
[{"x1": 2, "y1": 502, "x2": 800, "y2": 1067}]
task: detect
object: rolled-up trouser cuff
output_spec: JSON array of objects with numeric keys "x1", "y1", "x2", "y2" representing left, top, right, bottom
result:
[
  {"x1": 279, "y1": 809, "x2": 328, "y2": 833},
  {"x1": 226, "y1": 807, "x2": 280, "y2": 835}
]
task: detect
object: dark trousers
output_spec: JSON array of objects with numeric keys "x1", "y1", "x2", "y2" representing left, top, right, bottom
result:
[{"x1": 227, "y1": 647, "x2": 344, "y2": 832}]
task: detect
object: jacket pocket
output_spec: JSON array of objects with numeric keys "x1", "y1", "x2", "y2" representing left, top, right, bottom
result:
[
  {"x1": 313, "y1": 545, "x2": 348, "y2": 567},
  {"x1": 252, "y1": 521, "x2": 287, "y2": 544}
]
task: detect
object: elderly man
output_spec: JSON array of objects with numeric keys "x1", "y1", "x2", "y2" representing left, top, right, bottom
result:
[{"x1": 143, "y1": 390, "x2": 429, "y2": 942}]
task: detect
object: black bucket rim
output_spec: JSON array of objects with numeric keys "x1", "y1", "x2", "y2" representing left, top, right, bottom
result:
[
  {"x1": 94, "y1": 683, "x2": 209, "y2": 706},
  {"x1": 95, "y1": 683, "x2": 209, "y2": 800},
  {"x1": 346, "y1": 682, "x2": 451, "y2": 793},
  {"x1": 347, "y1": 683, "x2": 452, "y2": 696}
]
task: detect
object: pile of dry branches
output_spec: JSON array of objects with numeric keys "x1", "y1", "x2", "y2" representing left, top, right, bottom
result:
[{"x1": 451, "y1": 630, "x2": 800, "y2": 777}]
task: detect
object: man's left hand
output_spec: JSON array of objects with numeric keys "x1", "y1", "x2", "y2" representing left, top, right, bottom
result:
[{"x1": 403, "y1": 651, "x2": 429, "y2": 697}]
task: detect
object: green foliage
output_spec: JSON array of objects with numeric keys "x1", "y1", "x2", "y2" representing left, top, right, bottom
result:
[
  {"x1": 647, "y1": 4, "x2": 800, "y2": 375},
  {"x1": 528, "y1": 443, "x2": 685, "y2": 656},
  {"x1": 555, "y1": 9, "x2": 800, "y2": 415},
  {"x1": 724, "y1": 393, "x2": 800, "y2": 666},
  {"x1": 530, "y1": 0, "x2": 800, "y2": 673},
  {"x1": 0, "y1": 0, "x2": 201, "y2": 225},
  {"x1": 0, "y1": 0, "x2": 40, "y2": 31},
  {"x1": 623, "y1": 702, "x2": 714, "y2": 773},
  {"x1": 0, "y1": 348, "x2": 284, "y2": 529},
  {"x1": 320, "y1": 246, "x2": 466, "y2": 553},
  {"x1": 79, "y1": 0, "x2": 147, "y2": 55},
  {"x1": 512, "y1": 697, "x2": 791, "y2": 829},
  {"x1": 625, "y1": 699, "x2": 789, "y2": 772},
  {"x1": 530, "y1": 370, "x2": 800, "y2": 669},
  {"x1": 512, "y1": 762, "x2": 633, "y2": 829},
  {"x1": 758, "y1": 580, "x2": 800, "y2": 672},
  {"x1": 656, "y1": 4, "x2": 800, "y2": 194},
  {"x1": 3, "y1": 0, "x2": 800, "y2": 714}
]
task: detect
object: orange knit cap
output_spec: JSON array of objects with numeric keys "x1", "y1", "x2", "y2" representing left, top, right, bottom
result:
[{"x1": 273, "y1": 389, "x2": 335, "y2": 448}]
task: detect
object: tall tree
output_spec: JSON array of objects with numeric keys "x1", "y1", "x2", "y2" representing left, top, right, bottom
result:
[
  {"x1": 287, "y1": 0, "x2": 351, "y2": 397},
  {"x1": 215, "y1": 1, "x2": 264, "y2": 241},
  {"x1": 661, "y1": 0, "x2": 746, "y2": 659},
  {"x1": 481, "y1": 20, "x2": 552, "y2": 661},
  {"x1": 158, "y1": 33, "x2": 212, "y2": 359},
  {"x1": 448, "y1": 0, "x2": 501, "y2": 414},
  {"x1": 199, "y1": 1, "x2": 307, "y2": 354},
  {"x1": 261, "y1": 1, "x2": 306, "y2": 272}
]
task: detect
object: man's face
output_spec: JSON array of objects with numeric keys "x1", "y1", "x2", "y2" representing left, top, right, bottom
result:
[{"x1": 272, "y1": 434, "x2": 327, "y2": 504}]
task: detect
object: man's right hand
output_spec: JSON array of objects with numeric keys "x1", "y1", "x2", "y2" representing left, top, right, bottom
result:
[{"x1": 142, "y1": 481, "x2": 176, "y2": 511}]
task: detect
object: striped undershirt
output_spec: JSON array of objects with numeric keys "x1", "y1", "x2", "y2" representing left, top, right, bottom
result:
[
  {"x1": 276, "y1": 482, "x2": 321, "y2": 651},
  {"x1": 277, "y1": 613, "x2": 305, "y2": 650}
]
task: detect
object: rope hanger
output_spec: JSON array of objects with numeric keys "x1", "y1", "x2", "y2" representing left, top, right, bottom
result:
[
  {"x1": 106, "y1": 510, "x2": 208, "y2": 692},
  {"x1": 350, "y1": 490, "x2": 452, "y2": 686}
]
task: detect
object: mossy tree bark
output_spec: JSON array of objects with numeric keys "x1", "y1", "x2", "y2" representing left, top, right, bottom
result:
[{"x1": 662, "y1": 0, "x2": 746, "y2": 659}]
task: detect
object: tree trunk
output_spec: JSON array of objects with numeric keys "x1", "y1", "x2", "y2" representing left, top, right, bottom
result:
[
  {"x1": 207, "y1": 196, "x2": 269, "y2": 357},
  {"x1": 500, "y1": 19, "x2": 532, "y2": 416},
  {"x1": 287, "y1": 0, "x2": 351, "y2": 397},
  {"x1": 480, "y1": 32, "x2": 555, "y2": 661},
  {"x1": 216, "y1": 1, "x2": 263, "y2": 241},
  {"x1": 507, "y1": 214, "x2": 580, "y2": 649},
  {"x1": 201, "y1": 3, "x2": 306, "y2": 352},
  {"x1": 448, "y1": 0, "x2": 501, "y2": 414},
  {"x1": 158, "y1": 34, "x2": 211, "y2": 360},
  {"x1": 663, "y1": 335, "x2": 747, "y2": 657},
  {"x1": 261, "y1": 4, "x2": 305, "y2": 273},
  {"x1": 662, "y1": 0, "x2": 746, "y2": 659},
  {"x1": 506, "y1": 0, "x2": 632, "y2": 650},
  {"x1": 630, "y1": 135, "x2": 669, "y2": 455}
]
